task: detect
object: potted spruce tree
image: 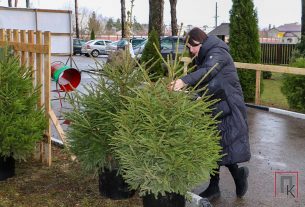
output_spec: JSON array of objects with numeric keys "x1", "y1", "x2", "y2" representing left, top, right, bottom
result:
[
  {"x1": 0, "y1": 48, "x2": 47, "y2": 181},
  {"x1": 65, "y1": 50, "x2": 144, "y2": 199},
  {"x1": 111, "y1": 56, "x2": 223, "y2": 207}
]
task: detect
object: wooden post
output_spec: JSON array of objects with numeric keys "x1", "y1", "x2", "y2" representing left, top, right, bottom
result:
[
  {"x1": 35, "y1": 31, "x2": 44, "y2": 162},
  {"x1": 255, "y1": 70, "x2": 261, "y2": 105},
  {"x1": 44, "y1": 31, "x2": 52, "y2": 166}
]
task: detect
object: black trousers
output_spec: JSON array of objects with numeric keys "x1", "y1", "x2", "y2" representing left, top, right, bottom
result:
[{"x1": 210, "y1": 164, "x2": 239, "y2": 184}]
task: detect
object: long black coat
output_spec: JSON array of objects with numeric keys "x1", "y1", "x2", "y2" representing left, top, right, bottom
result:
[{"x1": 181, "y1": 35, "x2": 251, "y2": 165}]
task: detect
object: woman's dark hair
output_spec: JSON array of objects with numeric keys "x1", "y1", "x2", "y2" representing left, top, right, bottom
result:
[{"x1": 186, "y1": 27, "x2": 208, "y2": 46}]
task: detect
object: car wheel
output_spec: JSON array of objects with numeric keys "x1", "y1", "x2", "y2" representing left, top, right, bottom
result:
[{"x1": 91, "y1": 50, "x2": 99, "y2": 57}]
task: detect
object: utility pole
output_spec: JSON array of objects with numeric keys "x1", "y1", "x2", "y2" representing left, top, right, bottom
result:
[{"x1": 215, "y1": 2, "x2": 219, "y2": 28}]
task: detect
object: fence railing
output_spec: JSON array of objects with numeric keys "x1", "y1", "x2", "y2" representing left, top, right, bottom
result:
[
  {"x1": 0, "y1": 28, "x2": 58, "y2": 166},
  {"x1": 180, "y1": 57, "x2": 305, "y2": 106}
]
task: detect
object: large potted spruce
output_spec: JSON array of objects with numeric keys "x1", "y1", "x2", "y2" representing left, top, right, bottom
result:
[
  {"x1": 0, "y1": 48, "x2": 47, "y2": 181},
  {"x1": 111, "y1": 55, "x2": 223, "y2": 207},
  {"x1": 65, "y1": 50, "x2": 143, "y2": 199}
]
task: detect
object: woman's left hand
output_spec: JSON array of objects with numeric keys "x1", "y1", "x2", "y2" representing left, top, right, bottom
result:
[{"x1": 168, "y1": 79, "x2": 186, "y2": 91}]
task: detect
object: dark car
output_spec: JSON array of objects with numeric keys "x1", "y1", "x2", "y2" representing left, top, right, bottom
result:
[
  {"x1": 160, "y1": 36, "x2": 185, "y2": 59},
  {"x1": 73, "y1": 38, "x2": 86, "y2": 55}
]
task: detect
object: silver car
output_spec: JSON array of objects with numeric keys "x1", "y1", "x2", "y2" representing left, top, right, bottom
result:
[
  {"x1": 81, "y1": 39, "x2": 113, "y2": 57},
  {"x1": 105, "y1": 40, "x2": 120, "y2": 55}
]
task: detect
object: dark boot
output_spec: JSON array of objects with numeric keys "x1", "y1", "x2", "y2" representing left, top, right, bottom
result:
[
  {"x1": 227, "y1": 164, "x2": 249, "y2": 197},
  {"x1": 199, "y1": 173, "x2": 220, "y2": 201}
]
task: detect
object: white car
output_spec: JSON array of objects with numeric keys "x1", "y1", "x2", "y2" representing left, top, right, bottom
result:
[{"x1": 81, "y1": 39, "x2": 113, "y2": 57}]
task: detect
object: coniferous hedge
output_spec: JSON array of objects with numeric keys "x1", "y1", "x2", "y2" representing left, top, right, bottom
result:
[
  {"x1": 229, "y1": 0, "x2": 261, "y2": 101},
  {"x1": 140, "y1": 28, "x2": 163, "y2": 80},
  {"x1": 281, "y1": 56, "x2": 305, "y2": 112}
]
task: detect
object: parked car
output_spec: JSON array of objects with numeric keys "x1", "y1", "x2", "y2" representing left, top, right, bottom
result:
[
  {"x1": 160, "y1": 36, "x2": 185, "y2": 59},
  {"x1": 133, "y1": 36, "x2": 185, "y2": 59},
  {"x1": 116, "y1": 37, "x2": 147, "y2": 50},
  {"x1": 81, "y1": 39, "x2": 113, "y2": 57},
  {"x1": 73, "y1": 38, "x2": 87, "y2": 55},
  {"x1": 105, "y1": 40, "x2": 120, "y2": 55}
]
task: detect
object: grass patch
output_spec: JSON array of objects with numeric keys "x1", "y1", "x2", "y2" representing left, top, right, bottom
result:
[
  {"x1": 0, "y1": 146, "x2": 142, "y2": 207},
  {"x1": 261, "y1": 73, "x2": 289, "y2": 109}
]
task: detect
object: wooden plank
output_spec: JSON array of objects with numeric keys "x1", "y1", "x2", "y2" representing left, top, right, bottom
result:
[
  {"x1": 49, "y1": 110, "x2": 67, "y2": 145},
  {"x1": 180, "y1": 57, "x2": 192, "y2": 75},
  {"x1": 234, "y1": 62, "x2": 305, "y2": 75},
  {"x1": 6, "y1": 29, "x2": 12, "y2": 42},
  {"x1": 12, "y1": 30, "x2": 20, "y2": 60},
  {"x1": 255, "y1": 70, "x2": 261, "y2": 105},
  {"x1": 28, "y1": 30, "x2": 35, "y2": 82},
  {"x1": 0, "y1": 41, "x2": 49, "y2": 53},
  {"x1": 20, "y1": 30, "x2": 27, "y2": 66},
  {"x1": 0, "y1": 29, "x2": 5, "y2": 41},
  {"x1": 36, "y1": 32, "x2": 43, "y2": 108},
  {"x1": 44, "y1": 31, "x2": 52, "y2": 166}
]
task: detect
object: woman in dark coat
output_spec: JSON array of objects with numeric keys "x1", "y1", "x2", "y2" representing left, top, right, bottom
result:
[{"x1": 169, "y1": 27, "x2": 251, "y2": 200}]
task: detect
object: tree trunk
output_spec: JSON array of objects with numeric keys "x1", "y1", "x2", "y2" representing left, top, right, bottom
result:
[
  {"x1": 26, "y1": 0, "x2": 30, "y2": 8},
  {"x1": 8, "y1": 0, "x2": 12, "y2": 7},
  {"x1": 121, "y1": 0, "x2": 126, "y2": 38},
  {"x1": 148, "y1": 0, "x2": 164, "y2": 36},
  {"x1": 169, "y1": 0, "x2": 178, "y2": 36},
  {"x1": 301, "y1": 0, "x2": 305, "y2": 45},
  {"x1": 75, "y1": 0, "x2": 80, "y2": 38}
]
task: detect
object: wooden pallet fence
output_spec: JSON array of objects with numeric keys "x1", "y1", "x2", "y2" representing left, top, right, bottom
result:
[{"x1": 0, "y1": 29, "x2": 65, "y2": 166}]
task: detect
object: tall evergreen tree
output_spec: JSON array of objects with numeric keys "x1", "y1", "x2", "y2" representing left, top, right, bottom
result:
[
  {"x1": 148, "y1": 0, "x2": 164, "y2": 36},
  {"x1": 229, "y1": 0, "x2": 261, "y2": 101}
]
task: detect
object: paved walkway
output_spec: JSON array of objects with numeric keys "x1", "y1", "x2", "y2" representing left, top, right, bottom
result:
[{"x1": 193, "y1": 107, "x2": 305, "y2": 207}]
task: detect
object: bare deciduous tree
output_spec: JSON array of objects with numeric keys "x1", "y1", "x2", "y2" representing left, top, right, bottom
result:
[
  {"x1": 75, "y1": 0, "x2": 80, "y2": 38},
  {"x1": 148, "y1": 0, "x2": 164, "y2": 36},
  {"x1": 169, "y1": 0, "x2": 178, "y2": 36},
  {"x1": 121, "y1": 0, "x2": 126, "y2": 38}
]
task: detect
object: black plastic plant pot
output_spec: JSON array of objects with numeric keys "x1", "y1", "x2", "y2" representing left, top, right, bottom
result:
[
  {"x1": 142, "y1": 192, "x2": 185, "y2": 207},
  {"x1": 98, "y1": 169, "x2": 135, "y2": 200},
  {"x1": 0, "y1": 156, "x2": 15, "y2": 181}
]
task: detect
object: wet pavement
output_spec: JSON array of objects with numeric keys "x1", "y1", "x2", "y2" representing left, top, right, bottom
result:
[
  {"x1": 50, "y1": 55, "x2": 305, "y2": 207},
  {"x1": 193, "y1": 108, "x2": 305, "y2": 207}
]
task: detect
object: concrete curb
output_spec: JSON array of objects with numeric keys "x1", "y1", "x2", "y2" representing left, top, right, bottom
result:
[{"x1": 246, "y1": 103, "x2": 305, "y2": 120}]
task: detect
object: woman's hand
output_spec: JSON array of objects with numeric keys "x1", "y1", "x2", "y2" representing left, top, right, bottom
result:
[{"x1": 168, "y1": 79, "x2": 186, "y2": 91}]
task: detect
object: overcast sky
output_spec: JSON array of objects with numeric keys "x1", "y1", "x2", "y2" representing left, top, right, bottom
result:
[{"x1": 0, "y1": 0, "x2": 301, "y2": 30}]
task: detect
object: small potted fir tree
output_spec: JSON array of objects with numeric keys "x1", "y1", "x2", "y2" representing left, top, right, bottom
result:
[
  {"x1": 0, "y1": 48, "x2": 47, "y2": 181},
  {"x1": 65, "y1": 50, "x2": 143, "y2": 199},
  {"x1": 111, "y1": 56, "x2": 223, "y2": 207}
]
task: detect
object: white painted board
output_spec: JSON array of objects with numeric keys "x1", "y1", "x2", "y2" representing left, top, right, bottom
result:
[{"x1": 0, "y1": 7, "x2": 72, "y2": 54}]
